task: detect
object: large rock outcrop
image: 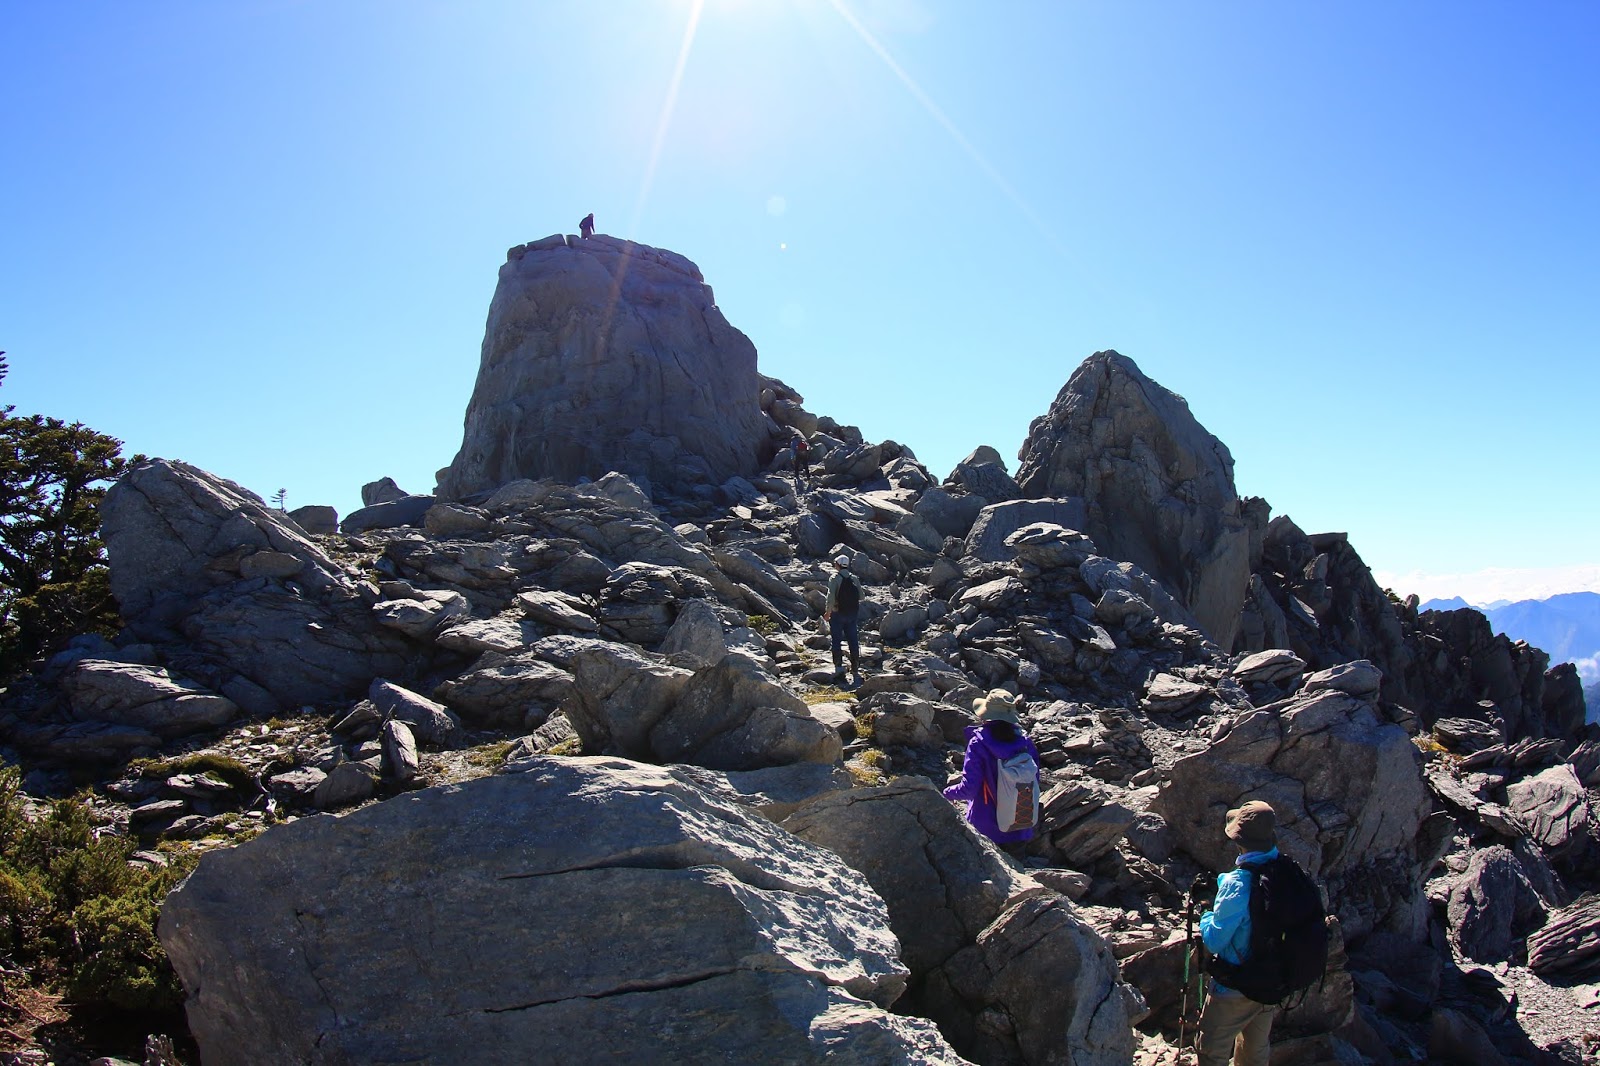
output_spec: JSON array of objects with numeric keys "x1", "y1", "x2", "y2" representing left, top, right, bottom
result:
[
  {"x1": 1015, "y1": 351, "x2": 1249, "y2": 648},
  {"x1": 436, "y1": 234, "x2": 771, "y2": 500},
  {"x1": 1151, "y1": 684, "x2": 1432, "y2": 943},
  {"x1": 100, "y1": 459, "x2": 409, "y2": 713},
  {"x1": 784, "y1": 781, "x2": 1140, "y2": 1065},
  {"x1": 159, "y1": 757, "x2": 964, "y2": 1065}
]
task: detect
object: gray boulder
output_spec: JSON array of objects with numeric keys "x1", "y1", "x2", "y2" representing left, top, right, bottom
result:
[
  {"x1": 437, "y1": 236, "x2": 770, "y2": 498},
  {"x1": 1506, "y1": 763, "x2": 1593, "y2": 864},
  {"x1": 368, "y1": 679, "x2": 464, "y2": 749},
  {"x1": 964, "y1": 500, "x2": 1088, "y2": 564},
  {"x1": 564, "y1": 643, "x2": 695, "y2": 756},
  {"x1": 361, "y1": 477, "x2": 409, "y2": 505},
  {"x1": 651, "y1": 654, "x2": 843, "y2": 771},
  {"x1": 432, "y1": 651, "x2": 574, "y2": 730},
  {"x1": 160, "y1": 758, "x2": 961, "y2": 1064},
  {"x1": 340, "y1": 494, "x2": 436, "y2": 534},
  {"x1": 1015, "y1": 351, "x2": 1250, "y2": 647},
  {"x1": 782, "y1": 781, "x2": 1137, "y2": 1066},
  {"x1": 59, "y1": 660, "x2": 236, "y2": 738},
  {"x1": 1447, "y1": 845, "x2": 1547, "y2": 964},
  {"x1": 1151, "y1": 689, "x2": 1431, "y2": 943},
  {"x1": 100, "y1": 460, "x2": 409, "y2": 711},
  {"x1": 286, "y1": 504, "x2": 337, "y2": 535}
]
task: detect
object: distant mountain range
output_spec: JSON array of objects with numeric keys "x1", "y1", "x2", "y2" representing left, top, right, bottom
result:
[{"x1": 1420, "y1": 591, "x2": 1600, "y2": 721}]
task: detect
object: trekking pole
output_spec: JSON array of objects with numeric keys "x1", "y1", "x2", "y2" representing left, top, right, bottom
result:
[{"x1": 1180, "y1": 874, "x2": 1210, "y2": 1064}]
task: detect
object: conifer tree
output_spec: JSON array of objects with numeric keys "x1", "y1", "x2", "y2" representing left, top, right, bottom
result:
[{"x1": 0, "y1": 353, "x2": 136, "y2": 674}]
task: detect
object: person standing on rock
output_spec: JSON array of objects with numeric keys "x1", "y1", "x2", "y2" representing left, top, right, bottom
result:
[
  {"x1": 791, "y1": 431, "x2": 810, "y2": 492},
  {"x1": 1193, "y1": 800, "x2": 1324, "y2": 1066},
  {"x1": 823, "y1": 554, "x2": 861, "y2": 686},
  {"x1": 943, "y1": 690, "x2": 1041, "y2": 853},
  {"x1": 579, "y1": 212, "x2": 595, "y2": 239}
]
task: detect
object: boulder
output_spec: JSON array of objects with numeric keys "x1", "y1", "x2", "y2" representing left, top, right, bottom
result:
[
  {"x1": 964, "y1": 500, "x2": 1088, "y2": 564},
  {"x1": 1005, "y1": 523, "x2": 1096, "y2": 570},
  {"x1": 286, "y1": 504, "x2": 337, "y2": 535},
  {"x1": 1447, "y1": 845, "x2": 1547, "y2": 964},
  {"x1": 372, "y1": 590, "x2": 472, "y2": 640},
  {"x1": 515, "y1": 588, "x2": 599, "y2": 632},
  {"x1": 340, "y1": 494, "x2": 436, "y2": 534},
  {"x1": 1015, "y1": 351, "x2": 1250, "y2": 647},
  {"x1": 436, "y1": 237, "x2": 770, "y2": 498},
  {"x1": 160, "y1": 758, "x2": 961, "y2": 1064},
  {"x1": 1505, "y1": 763, "x2": 1593, "y2": 864},
  {"x1": 368, "y1": 679, "x2": 464, "y2": 749},
  {"x1": 361, "y1": 477, "x2": 409, "y2": 506},
  {"x1": 1232, "y1": 649, "x2": 1306, "y2": 686},
  {"x1": 650, "y1": 654, "x2": 843, "y2": 771},
  {"x1": 433, "y1": 652, "x2": 574, "y2": 730},
  {"x1": 564, "y1": 643, "x2": 694, "y2": 757},
  {"x1": 59, "y1": 660, "x2": 237, "y2": 738},
  {"x1": 100, "y1": 459, "x2": 409, "y2": 711},
  {"x1": 783, "y1": 781, "x2": 1137, "y2": 1065},
  {"x1": 1151, "y1": 689, "x2": 1431, "y2": 943},
  {"x1": 913, "y1": 487, "x2": 986, "y2": 540}
]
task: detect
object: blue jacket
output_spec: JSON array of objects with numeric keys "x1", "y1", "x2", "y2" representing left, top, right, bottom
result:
[
  {"x1": 1200, "y1": 846, "x2": 1280, "y2": 995},
  {"x1": 943, "y1": 723, "x2": 1040, "y2": 844}
]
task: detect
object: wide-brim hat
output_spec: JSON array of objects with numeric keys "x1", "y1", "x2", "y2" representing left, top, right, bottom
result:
[
  {"x1": 972, "y1": 689, "x2": 1020, "y2": 725},
  {"x1": 1225, "y1": 800, "x2": 1277, "y2": 851}
]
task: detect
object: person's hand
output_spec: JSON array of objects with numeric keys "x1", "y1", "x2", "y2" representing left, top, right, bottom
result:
[
  {"x1": 1189, "y1": 873, "x2": 1215, "y2": 903},
  {"x1": 823, "y1": 610, "x2": 832, "y2": 621}
]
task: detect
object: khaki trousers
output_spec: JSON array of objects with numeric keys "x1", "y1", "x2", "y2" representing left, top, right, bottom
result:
[{"x1": 1197, "y1": 987, "x2": 1274, "y2": 1066}]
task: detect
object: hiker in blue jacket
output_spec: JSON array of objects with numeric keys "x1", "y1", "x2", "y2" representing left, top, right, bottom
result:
[
  {"x1": 942, "y1": 690, "x2": 1040, "y2": 849},
  {"x1": 1197, "y1": 800, "x2": 1281, "y2": 1066}
]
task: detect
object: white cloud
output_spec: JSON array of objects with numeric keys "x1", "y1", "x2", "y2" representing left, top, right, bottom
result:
[
  {"x1": 1574, "y1": 653, "x2": 1600, "y2": 685},
  {"x1": 1371, "y1": 563, "x2": 1600, "y2": 607}
]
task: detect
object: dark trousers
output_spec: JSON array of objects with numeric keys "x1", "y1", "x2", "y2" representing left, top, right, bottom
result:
[{"x1": 829, "y1": 613, "x2": 859, "y2": 673}]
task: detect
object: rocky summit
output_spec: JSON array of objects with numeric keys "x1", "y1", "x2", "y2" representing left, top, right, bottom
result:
[
  {"x1": 3, "y1": 235, "x2": 1598, "y2": 1066},
  {"x1": 435, "y1": 233, "x2": 771, "y2": 501}
]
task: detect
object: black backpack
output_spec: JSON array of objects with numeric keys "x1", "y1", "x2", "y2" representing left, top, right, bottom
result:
[
  {"x1": 1207, "y1": 855, "x2": 1330, "y2": 1005},
  {"x1": 834, "y1": 572, "x2": 860, "y2": 614}
]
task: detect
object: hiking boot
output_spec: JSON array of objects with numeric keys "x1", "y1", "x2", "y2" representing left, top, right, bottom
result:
[{"x1": 833, "y1": 670, "x2": 847, "y2": 685}]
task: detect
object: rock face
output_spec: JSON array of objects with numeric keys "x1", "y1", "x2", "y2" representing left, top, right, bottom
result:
[
  {"x1": 100, "y1": 459, "x2": 409, "y2": 712},
  {"x1": 1152, "y1": 688, "x2": 1432, "y2": 943},
  {"x1": 436, "y1": 234, "x2": 770, "y2": 499},
  {"x1": 1015, "y1": 351, "x2": 1249, "y2": 648},
  {"x1": 783, "y1": 781, "x2": 1139, "y2": 1066},
  {"x1": 160, "y1": 757, "x2": 964, "y2": 1065}
]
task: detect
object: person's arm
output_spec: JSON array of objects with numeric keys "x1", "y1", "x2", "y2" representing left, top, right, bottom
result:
[
  {"x1": 1199, "y1": 870, "x2": 1251, "y2": 959},
  {"x1": 824, "y1": 572, "x2": 840, "y2": 617},
  {"x1": 943, "y1": 737, "x2": 986, "y2": 802}
]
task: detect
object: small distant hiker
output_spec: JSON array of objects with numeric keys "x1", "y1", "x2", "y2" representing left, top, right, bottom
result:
[
  {"x1": 791, "y1": 431, "x2": 810, "y2": 491},
  {"x1": 1192, "y1": 800, "x2": 1329, "y2": 1066},
  {"x1": 823, "y1": 554, "x2": 861, "y2": 685},
  {"x1": 943, "y1": 690, "x2": 1041, "y2": 852},
  {"x1": 579, "y1": 212, "x2": 595, "y2": 239}
]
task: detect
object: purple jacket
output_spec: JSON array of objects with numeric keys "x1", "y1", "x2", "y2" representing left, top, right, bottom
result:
[{"x1": 943, "y1": 723, "x2": 1041, "y2": 844}]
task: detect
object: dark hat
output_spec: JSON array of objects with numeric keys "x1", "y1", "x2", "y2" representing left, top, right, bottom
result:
[{"x1": 1225, "y1": 800, "x2": 1277, "y2": 851}]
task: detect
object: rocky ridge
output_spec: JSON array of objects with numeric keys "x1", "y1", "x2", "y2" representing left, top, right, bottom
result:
[{"x1": 1, "y1": 235, "x2": 1596, "y2": 1065}]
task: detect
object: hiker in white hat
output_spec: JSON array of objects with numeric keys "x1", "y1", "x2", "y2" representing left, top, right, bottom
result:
[{"x1": 822, "y1": 554, "x2": 862, "y2": 686}]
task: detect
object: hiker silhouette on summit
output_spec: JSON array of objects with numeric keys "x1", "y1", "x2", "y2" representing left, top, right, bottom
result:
[{"x1": 579, "y1": 213, "x2": 595, "y2": 239}]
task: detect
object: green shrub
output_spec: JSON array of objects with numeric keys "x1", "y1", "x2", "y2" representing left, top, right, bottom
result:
[{"x1": 0, "y1": 766, "x2": 195, "y2": 1012}]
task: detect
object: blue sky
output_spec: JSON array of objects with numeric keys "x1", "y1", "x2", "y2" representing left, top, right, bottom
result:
[{"x1": 3, "y1": 1, "x2": 1596, "y2": 604}]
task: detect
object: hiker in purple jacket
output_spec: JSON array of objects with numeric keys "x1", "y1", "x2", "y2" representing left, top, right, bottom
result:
[{"x1": 943, "y1": 689, "x2": 1041, "y2": 847}]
